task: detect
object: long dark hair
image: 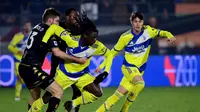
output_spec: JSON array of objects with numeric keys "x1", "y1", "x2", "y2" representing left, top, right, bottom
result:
[{"x1": 77, "y1": 12, "x2": 98, "y2": 38}]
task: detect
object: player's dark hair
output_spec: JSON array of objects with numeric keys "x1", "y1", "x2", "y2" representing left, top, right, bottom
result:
[
  {"x1": 65, "y1": 8, "x2": 78, "y2": 16},
  {"x1": 130, "y1": 12, "x2": 144, "y2": 21},
  {"x1": 42, "y1": 7, "x2": 60, "y2": 23},
  {"x1": 77, "y1": 12, "x2": 98, "y2": 38}
]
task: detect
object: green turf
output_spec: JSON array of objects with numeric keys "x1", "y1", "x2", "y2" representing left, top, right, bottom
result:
[{"x1": 0, "y1": 87, "x2": 199, "y2": 112}]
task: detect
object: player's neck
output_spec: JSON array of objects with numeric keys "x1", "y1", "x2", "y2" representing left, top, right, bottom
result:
[{"x1": 133, "y1": 29, "x2": 141, "y2": 35}]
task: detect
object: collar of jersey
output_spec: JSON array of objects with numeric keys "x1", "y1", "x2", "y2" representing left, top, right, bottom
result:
[{"x1": 131, "y1": 29, "x2": 144, "y2": 43}]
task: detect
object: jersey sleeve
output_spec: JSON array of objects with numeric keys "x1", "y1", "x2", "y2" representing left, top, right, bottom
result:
[
  {"x1": 59, "y1": 31, "x2": 79, "y2": 48},
  {"x1": 111, "y1": 35, "x2": 127, "y2": 57},
  {"x1": 42, "y1": 24, "x2": 78, "y2": 48},
  {"x1": 94, "y1": 41, "x2": 113, "y2": 73},
  {"x1": 8, "y1": 33, "x2": 23, "y2": 54},
  {"x1": 42, "y1": 24, "x2": 65, "y2": 43},
  {"x1": 147, "y1": 25, "x2": 174, "y2": 39}
]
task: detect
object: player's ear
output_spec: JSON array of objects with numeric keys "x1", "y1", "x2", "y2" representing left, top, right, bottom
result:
[{"x1": 48, "y1": 18, "x2": 53, "y2": 24}]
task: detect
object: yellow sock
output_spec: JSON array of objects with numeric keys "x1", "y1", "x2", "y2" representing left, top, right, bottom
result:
[
  {"x1": 28, "y1": 98, "x2": 44, "y2": 112},
  {"x1": 121, "y1": 81, "x2": 145, "y2": 112},
  {"x1": 73, "y1": 91, "x2": 98, "y2": 107},
  {"x1": 15, "y1": 80, "x2": 22, "y2": 98},
  {"x1": 96, "y1": 91, "x2": 124, "y2": 112}
]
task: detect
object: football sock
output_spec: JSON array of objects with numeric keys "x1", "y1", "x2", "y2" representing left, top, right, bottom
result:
[{"x1": 96, "y1": 90, "x2": 124, "y2": 112}]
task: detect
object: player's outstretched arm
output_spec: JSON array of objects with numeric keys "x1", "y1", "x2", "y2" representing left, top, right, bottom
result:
[
  {"x1": 52, "y1": 48, "x2": 87, "y2": 64},
  {"x1": 148, "y1": 25, "x2": 176, "y2": 44}
]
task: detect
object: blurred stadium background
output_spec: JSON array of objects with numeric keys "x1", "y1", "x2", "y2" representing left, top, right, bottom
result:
[{"x1": 0, "y1": 0, "x2": 200, "y2": 112}]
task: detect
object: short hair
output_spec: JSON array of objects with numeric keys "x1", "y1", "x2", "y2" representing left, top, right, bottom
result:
[
  {"x1": 130, "y1": 12, "x2": 144, "y2": 22},
  {"x1": 42, "y1": 7, "x2": 60, "y2": 23},
  {"x1": 65, "y1": 8, "x2": 78, "y2": 16}
]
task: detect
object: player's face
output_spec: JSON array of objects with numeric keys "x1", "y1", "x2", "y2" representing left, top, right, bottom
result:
[
  {"x1": 132, "y1": 17, "x2": 144, "y2": 32},
  {"x1": 66, "y1": 11, "x2": 79, "y2": 27},
  {"x1": 52, "y1": 16, "x2": 60, "y2": 25},
  {"x1": 23, "y1": 22, "x2": 31, "y2": 33}
]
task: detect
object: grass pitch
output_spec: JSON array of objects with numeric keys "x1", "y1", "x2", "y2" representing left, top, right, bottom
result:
[{"x1": 0, "y1": 87, "x2": 199, "y2": 112}]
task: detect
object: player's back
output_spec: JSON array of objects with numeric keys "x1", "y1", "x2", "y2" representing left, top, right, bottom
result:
[{"x1": 21, "y1": 23, "x2": 50, "y2": 67}]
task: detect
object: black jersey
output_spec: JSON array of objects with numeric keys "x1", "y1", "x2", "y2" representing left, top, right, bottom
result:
[{"x1": 21, "y1": 23, "x2": 57, "y2": 67}]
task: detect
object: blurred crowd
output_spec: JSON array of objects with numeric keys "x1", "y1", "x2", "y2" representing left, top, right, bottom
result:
[
  {"x1": 0, "y1": 0, "x2": 200, "y2": 55},
  {"x1": 0, "y1": 0, "x2": 179, "y2": 26}
]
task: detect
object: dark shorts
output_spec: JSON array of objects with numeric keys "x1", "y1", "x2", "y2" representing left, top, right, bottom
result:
[{"x1": 18, "y1": 63, "x2": 54, "y2": 90}]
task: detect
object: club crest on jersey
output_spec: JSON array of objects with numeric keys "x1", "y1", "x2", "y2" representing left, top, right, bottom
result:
[
  {"x1": 53, "y1": 41, "x2": 58, "y2": 46},
  {"x1": 132, "y1": 45, "x2": 145, "y2": 53},
  {"x1": 61, "y1": 31, "x2": 67, "y2": 36}
]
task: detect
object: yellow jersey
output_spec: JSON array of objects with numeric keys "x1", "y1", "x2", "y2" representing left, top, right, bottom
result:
[
  {"x1": 8, "y1": 32, "x2": 29, "y2": 62},
  {"x1": 42, "y1": 24, "x2": 112, "y2": 79},
  {"x1": 111, "y1": 25, "x2": 174, "y2": 72}
]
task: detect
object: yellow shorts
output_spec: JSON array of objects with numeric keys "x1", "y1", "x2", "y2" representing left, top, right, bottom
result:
[
  {"x1": 15, "y1": 62, "x2": 20, "y2": 76},
  {"x1": 120, "y1": 65, "x2": 144, "y2": 92},
  {"x1": 55, "y1": 69, "x2": 95, "y2": 91}
]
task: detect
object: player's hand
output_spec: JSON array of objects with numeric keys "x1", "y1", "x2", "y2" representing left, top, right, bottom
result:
[
  {"x1": 76, "y1": 57, "x2": 87, "y2": 64},
  {"x1": 168, "y1": 37, "x2": 176, "y2": 44},
  {"x1": 18, "y1": 50, "x2": 24, "y2": 55},
  {"x1": 94, "y1": 67, "x2": 102, "y2": 74},
  {"x1": 94, "y1": 71, "x2": 108, "y2": 84}
]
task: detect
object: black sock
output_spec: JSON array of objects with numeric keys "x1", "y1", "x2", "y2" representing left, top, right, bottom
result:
[
  {"x1": 75, "y1": 105, "x2": 80, "y2": 112},
  {"x1": 46, "y1": 97, "x2": 60, "y2": 112},
  {"x1": 28, "y1": 104, "x2": 31, "y2": 110},
  {"x1": 42, "y1": 91, "x2": 52, "y2": 104}
]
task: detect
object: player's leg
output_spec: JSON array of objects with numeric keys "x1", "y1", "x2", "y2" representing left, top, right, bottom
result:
[
  {"x1": 14, "y1": 62, "x2": 23, "y2": 101},
  {"x1": 64, "y1": 73, "x2": 101, "y2": 111},
  {"x1": 30, "y1": 69, "x2": 74, "y2": 112},
  {"x1": 71, "y1": 84, "x2": 81, "y2": 112},
  {"x1": 28, "y1": 88, "x2": 41, "y2": 111},
  {"x1": 121, "y1": 74, "x2": 145, "y2": 111},
  {"x1": 18, "y1": 64, "x2": 42, "y2": 111},
  {"x1": 45, "y1": 81, "x2": 64, "y2": 112},
  {"x1": 96, "y1": 77, "x2": 130, "y2": 112}
]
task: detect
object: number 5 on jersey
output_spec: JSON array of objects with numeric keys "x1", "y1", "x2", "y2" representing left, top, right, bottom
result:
[{"x1": 27, "y1": 31, "x2": 38, "y2": 49}]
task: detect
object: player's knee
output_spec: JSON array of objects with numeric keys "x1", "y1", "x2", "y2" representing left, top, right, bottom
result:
[
  {"x1": 49, "y1": 83, "x2": 63, "y2": 98},
  {"x1": 54, "y1": 87, "x2": 63, "y2": 98},
  {"x1": 135, "y1": 81, "x2": 145, "y2": 92},
  {"x1": 17, "y1": 76, "x2": 23, "y2": 83}
]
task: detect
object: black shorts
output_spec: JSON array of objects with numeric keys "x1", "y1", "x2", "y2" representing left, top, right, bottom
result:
[{"x1": 18, "y1": 63, "x2": 54, "y2": 90}]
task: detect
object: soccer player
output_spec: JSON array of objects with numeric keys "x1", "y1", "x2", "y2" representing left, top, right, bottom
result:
[
  {"x1": 33, "y1": 13, "x2": 112, "y2": 112},
  {"x1": 8, "y1": 21, "x2": 31, "y2": 101},
  {"x1": 96, "y1": 12, "x2": 176, "y2": 112},
  {"x1": 18, "y1": 8, "x2": 86, "y2": 112},
  {"x1": 50, "y1": 8, "x2": 82, "y2": 112}
]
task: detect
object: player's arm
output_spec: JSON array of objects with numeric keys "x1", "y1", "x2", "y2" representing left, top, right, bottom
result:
[
  {"x1": 95, "y1": 35, "x2": 127, "y2": 73},
  {"x1": 8, "y1": 33, "x2": 24, "y2": 55},
  {"x1": 93, "y1": 42, "x2": 114, "y2": 84},
  {"x1": 42, "y1": 24, "x2": 65, "y2": 43},
  {"x1": 49, "y1": 37, "x2": 87, "y2": 64},
  {"x1": 148, "y1": 25, "x2": 176, "y2": 43},
  {"x1": 42, "y1": 24, "x2": 78, "y2": 48}
]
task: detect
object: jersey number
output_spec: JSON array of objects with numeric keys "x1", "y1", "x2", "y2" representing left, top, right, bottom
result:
[{"x1": 27, "y1": 31, "x2": 38, "y2": 49}]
